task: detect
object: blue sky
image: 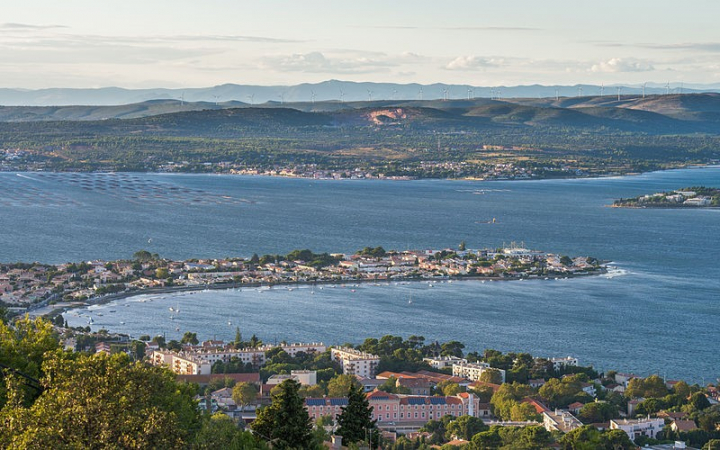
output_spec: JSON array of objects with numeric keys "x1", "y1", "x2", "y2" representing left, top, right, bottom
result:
[{"x1": 2, "y1": 0, "x2": 719, "y2": 88}]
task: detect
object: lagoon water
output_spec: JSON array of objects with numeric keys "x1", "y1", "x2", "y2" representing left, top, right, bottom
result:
[{"x1": 2, "y1": 168, "x2": 719, "y2": 382}]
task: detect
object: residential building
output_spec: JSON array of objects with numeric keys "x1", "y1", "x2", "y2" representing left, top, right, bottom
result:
[
  {"x1": 549, "y1": 356, "x2": 579, "y2": 372},
  {"x1": 150, "y1": 350, "x2": 212, "y2": 375},
  {"x1": 452, "y1": 361, "x2": 506, "y2": 383},
  {"x1": 610, "y1": 418, "x2": 664, "y2": 441},
  {"x1": 423, "y1": 356, "x2": 466, "y2": 369},
  {"x1": 543, "y1": 408, "x2": 583, "y2": 433},
  {"x1": 305, "y1": 391, "x2": 485, "y2": 427},
  {"x1": 330, "y1": 347, "x2": 380, "y2": 378}
]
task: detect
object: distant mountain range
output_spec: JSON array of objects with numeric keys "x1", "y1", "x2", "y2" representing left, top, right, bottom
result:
[
  {"x1": 2, "y1": 80, "x2": 720, "y2": 106},
  {"x1": 2, "y1": 93, "x2": 720, "y2": 135}
]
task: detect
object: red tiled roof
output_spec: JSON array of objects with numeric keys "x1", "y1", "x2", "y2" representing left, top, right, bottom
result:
[{"x1": 522, "y1": 397, "x2": 549, "y2": 414}]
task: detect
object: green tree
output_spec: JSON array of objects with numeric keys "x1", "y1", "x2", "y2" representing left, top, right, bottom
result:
[
  {"x1": 133, "y1": 250, "x2": 153, "y2": 262},
  {"x1": 0, "y1": 351, "x2": 201, "y2": 449},
  {"x1": 181, "y1": 331, "x2": 199, "y2": 346},
  {"x1": 578, "y1": 401, "x2": 619, "y2": 423},
  {"x1": 336, "y1": 383, "x2": 379, "y2": 448},
  {"x1": 193, "y1": 412, "x2": 267, "y2": 450},
  {"x1": 155, "y1": 267, "x2": 169, "y2": 279},
  {"x1": 232, "y1": 382, "x2": 259, "y2": 411},
  {"x1": 480, "y1": 368, "x2": 504, "y2": 385},
  {"x1": 445, "y1": 415, "x2": 487, "y2": 441},
  {"x1": 689, "y1": 392, "x2": 711, "y2": 411},
  {"x1": 625, "y1": 375, "x2": 668, "y2": 399},
  {"x1": 251, "y1": 379, "x2": 315, "y2": 449},
  {"x1": 436, "y1": 380, "x2": 462, "y2": 396},
  {"x1": 328, "y1": 374, "x2": 361, "y2": 397},
  {"x1": 0, "y1": 315, "x2": 59, "y2": 408}
]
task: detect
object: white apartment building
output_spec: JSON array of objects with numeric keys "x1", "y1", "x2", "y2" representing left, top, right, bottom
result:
[
  {"x1": 331, "y1": 347, "x2": 380, "y2": 378},
  {"x1": 423, "y1": 356, "x2": 466, "y2": 369},
  {"x1": 549, "y1": 356, "x2": 579, "y2": 371},
  {"x1": 610, "y1": 418, "x2": 664, "y2": 441},
  {"x1": 452, "y1": 361, "x2": 506, "y2": 383}
]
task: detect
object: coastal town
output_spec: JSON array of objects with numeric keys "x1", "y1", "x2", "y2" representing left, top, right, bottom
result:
[
  {"x1": 0, "y1": 244, "x2": 603, "y2": 311},
  {"x1": 1, "y1": 148, "x2": 586, "y2": 181},
  {"x1": 29, "y1": 320, "x2": 720, "y2": 449},
  {"x1": 613, "y1": 187, "x2": 720, "y2": 208}
]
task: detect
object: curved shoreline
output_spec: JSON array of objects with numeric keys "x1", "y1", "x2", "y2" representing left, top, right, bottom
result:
[{"x1": 52, "y1": 266, "x2": 609, "y2": 316}]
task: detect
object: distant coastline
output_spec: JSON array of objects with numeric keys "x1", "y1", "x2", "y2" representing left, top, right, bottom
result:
[{"x1": 612, "y1": 186, "x2": 720, "y2": 208}]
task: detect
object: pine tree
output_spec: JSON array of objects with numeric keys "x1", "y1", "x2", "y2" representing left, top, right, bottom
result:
[
  {"x1": 251, "y1": 379, "x2": 314, "y2": 449},
  {"x1": 336, "y1": 384, "x2": 379, "y2": 448}
]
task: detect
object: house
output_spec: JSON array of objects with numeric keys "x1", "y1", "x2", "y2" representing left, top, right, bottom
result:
[
  {"x1": 543, "y1": 408, "x2": 583, "y2": 433},
  {"x1": 528, "y1": 378, "x2": 547, "y2": 389},
  {"x1": 670, "y1": 420, "x2": 698, "y2": 433},
  {"x1": 610, "y1": 418, "x2": 664, "y2": 441},
  {"x1": 549, "y1": 356, "x2": 579, "y2": 372},
  {"x1": 568, "y1": 402, "x2": 585, "y2": 414}
]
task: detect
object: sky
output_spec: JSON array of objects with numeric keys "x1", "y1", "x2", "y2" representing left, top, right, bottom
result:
[{"x1": 2, "y1": 0, "x2": 720, "y2": 89}]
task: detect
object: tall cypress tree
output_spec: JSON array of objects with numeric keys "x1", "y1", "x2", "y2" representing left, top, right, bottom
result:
[
  {"x1": 336, "y1": 384, "x2": 379, "y2": 448},
  {"x1": 251, "y1": 379, "x2": 314, "y2": 449}
]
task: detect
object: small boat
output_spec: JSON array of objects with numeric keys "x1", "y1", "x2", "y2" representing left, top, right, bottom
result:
[
  {"x1": 87, "y1": 317, "x2": 94, "y2": 325},
  {"x1": 120, "y1": 321, "x2": 125, "y2": 325}
]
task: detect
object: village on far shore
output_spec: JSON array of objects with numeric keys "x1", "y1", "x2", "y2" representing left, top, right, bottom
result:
[
  {"x1": 613, "y1": 186, "x2": 720, "y2": 208},
  {"x1": 0, "y1": 243, "x2": 604, "y2": 314}
]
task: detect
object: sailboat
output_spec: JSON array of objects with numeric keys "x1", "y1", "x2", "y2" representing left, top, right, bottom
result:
[{"x1": 87, "y1": 316, "x2": 94, "y2": 325}]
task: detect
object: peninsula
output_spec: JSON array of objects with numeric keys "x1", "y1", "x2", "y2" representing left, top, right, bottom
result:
[
  {"x1": 613, "y1": 186, "x2": 720, "y2": 208},
  {"x1": 1, "y1": 244, "x2": 605, "y2": 313}
]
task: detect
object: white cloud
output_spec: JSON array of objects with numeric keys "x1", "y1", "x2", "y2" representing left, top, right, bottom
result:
[
  {"x1": 444, "y1": 56, "x2": 501, "y2": 71},
  {"x1": 590, "y1": 58, "x2": 654, "y2": 73},
  {"x1": 261, "y1": 51, "x2": 399, "y2": 74}
]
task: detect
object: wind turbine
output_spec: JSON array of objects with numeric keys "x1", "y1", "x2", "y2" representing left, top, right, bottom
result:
[
  {"x1": 600, "y1": 83, "x2": 605, "y2": 97},
  {"x1": 367, "y1": 89, "x2": 373, "y2": 102},
  {"x1": 555, "y1": 88, "x2": 559, "y2": 101},
  {"x1": 418, "y1": 87, "x2": 424, "y2": 100},
  {"x1": 665, "y1": 82, "x2": 670, "y2": 95},
  {"x1": 467, "y1": 87, "x2": 474, "y2": 100},
  {"x1": 247, "y1": 94, "x2": 255, "y2": 105},
  {"x1": 642, "y1": 83, "x2": 646, "y2": 99},
  {"x1": 339, "y1": 89, "x2": 345, "y2": 103},
  {"x1": 577, "y1": 87, "x2": 583, "y2": 97},
  {"x1": 278, "y1": 92, "x2": 285, "y2": 104},
  {"x1": 392, "y1": 88, "x2": 398, "y2": 100},
  {"x1": 310, "y1": 90, "x2": 316, "y2": 104},
  {"x1": 179, "y1": 93, "x2": 185, "y2": 106},
  {"x1": 213, "y1": 95, "x2": 220, "y2": 106},
  {"x1": 616, "y1": 87, "x2": 622, "y2": 101}
]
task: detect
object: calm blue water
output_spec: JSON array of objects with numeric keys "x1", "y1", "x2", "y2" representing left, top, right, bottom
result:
[{"x1": 1, "y1": 168, "x2": 719, "y2": 383}]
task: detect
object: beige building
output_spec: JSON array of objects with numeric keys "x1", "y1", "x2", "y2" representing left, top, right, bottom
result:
[
  {"x1": 330, "y1": 347, "x2": 380, "y2": 378},
  {"x1": 150, "y1": 350, "x2": 212, "y2": 375}
]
